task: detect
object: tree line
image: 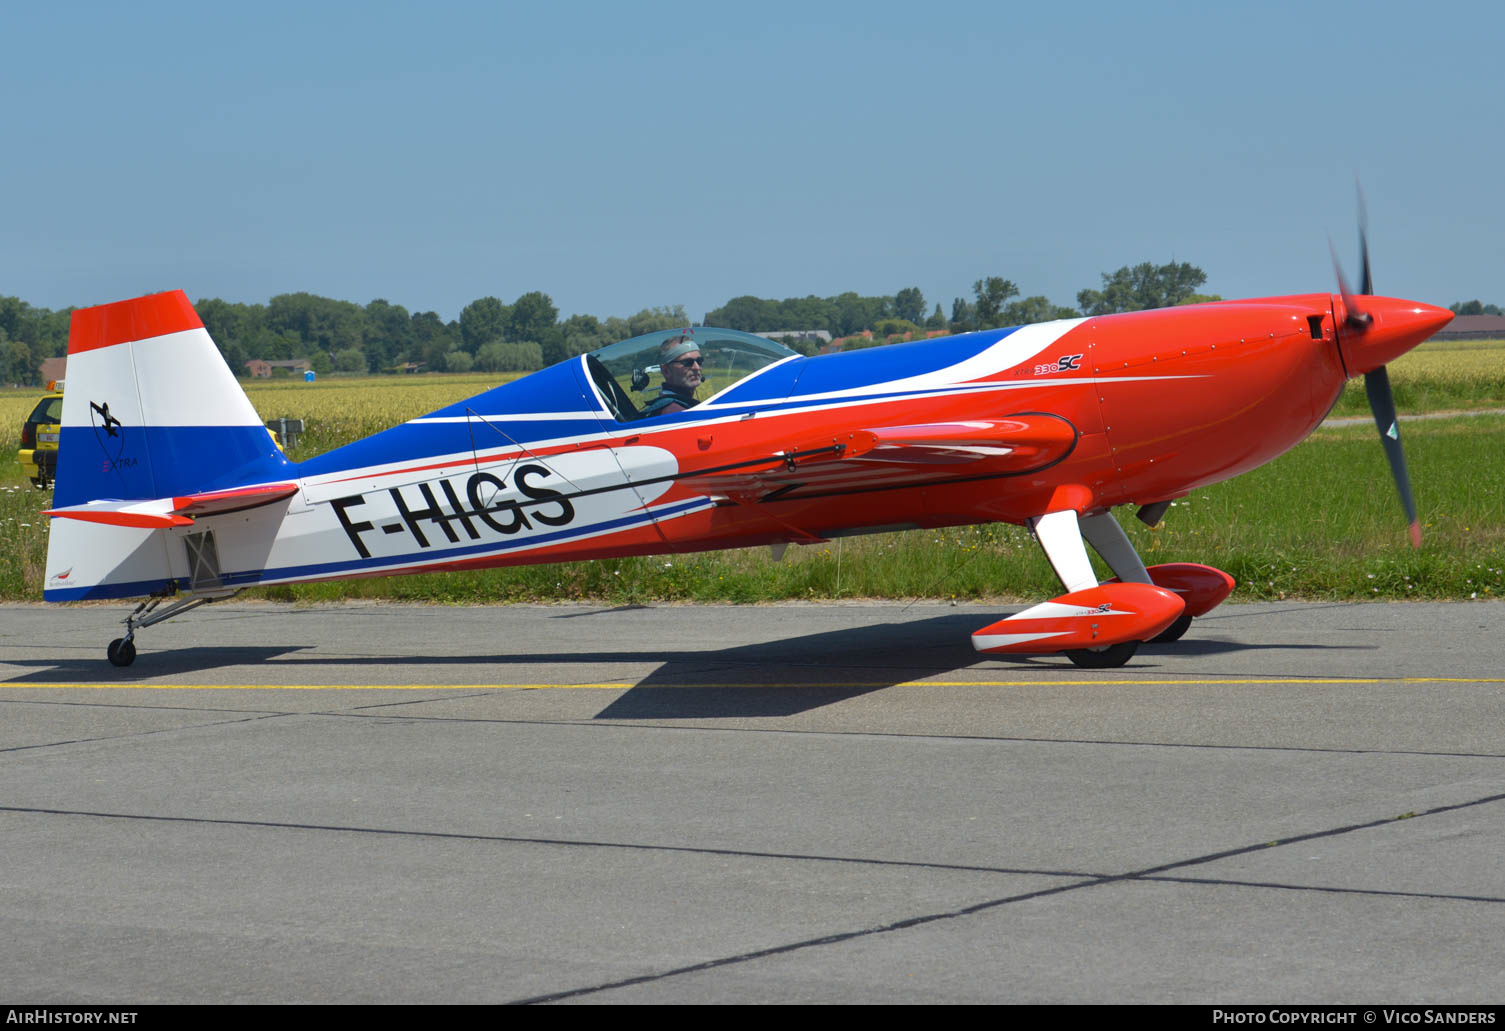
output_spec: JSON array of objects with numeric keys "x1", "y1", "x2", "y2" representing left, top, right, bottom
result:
[
  {"x1": 13, "y1": 262, "x2": 1486, "y2": 387},
  {"x1": 0, "y1": 291, "x2": 694, "y2": 385},
  {"x1": 711, "y1": 262, "x2": 1218, "y2": 350},
  {"x1": 1449, "y1": 300, "x2": 1503, "y2": 316}
]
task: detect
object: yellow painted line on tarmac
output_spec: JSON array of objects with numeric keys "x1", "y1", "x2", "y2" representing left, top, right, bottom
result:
[{"x1": 2, "y1": 677, "x2": 1503, "y2": 691}]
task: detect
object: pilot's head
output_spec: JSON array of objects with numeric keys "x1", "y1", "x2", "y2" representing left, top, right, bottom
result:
[{"x1": 659, "y1": 334, "x2": 702, "y2": 395}]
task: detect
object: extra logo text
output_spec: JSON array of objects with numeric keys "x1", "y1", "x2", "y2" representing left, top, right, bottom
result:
[{"x1": 1034, "y1": 354, "x2": 1083, "y2": 375}]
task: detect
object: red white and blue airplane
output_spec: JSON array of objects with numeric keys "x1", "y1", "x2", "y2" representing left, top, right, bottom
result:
[{"x1": 43, "y1": 249, "x2": 1451, "y2": 668}]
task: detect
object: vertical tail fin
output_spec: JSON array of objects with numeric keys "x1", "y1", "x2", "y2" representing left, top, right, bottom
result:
[
  {"x1": 54, "y1": 290, "x2": 292, "y2": 508},
  {"x1": 45, "y1": 290, "x2": 295, "y2": 601}
]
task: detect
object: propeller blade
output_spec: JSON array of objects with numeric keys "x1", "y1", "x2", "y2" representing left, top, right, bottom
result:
[
  {"x1": 1329, "y1": 239, "x2": 1371, "y2": 329},
  {"x1": 1363, "y1": 365, "x2": 1422, "y2": 548},
  {"x1": 1339, "y1": 189, "x2": 1423, "y2": 547},
  {"x1": 1356, "y1": 185, "x2": 1372, "y2": 297}
]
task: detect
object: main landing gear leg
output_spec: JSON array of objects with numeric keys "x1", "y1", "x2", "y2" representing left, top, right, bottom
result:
[
  {"x1": 106, "y1": 590, "x2": 228, "y2": 667},
  {"x1": 1029, "y1": 509, "x2": 1100, "y2": 594},
  {"x1": 1030, "y1": 510, "x2": 1139, "y2": 668},
  {"x1": 1079, "y1": 510, "x2": 1191, "y2": 643},
  {"x1": 972, "y1": 508, "x2": 1185, "y2": 667},
  {"x1": 1080, "y1": 510, "x2": 1240, "y2": 641}
]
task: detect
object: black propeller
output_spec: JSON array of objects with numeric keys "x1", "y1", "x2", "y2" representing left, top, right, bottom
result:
[
  {"x1": 1364, "y1": 365, "x2": 1421, "y2": 547},
  {"x1": 1332, "y1": 195, "x2": 1422, "y2": 548}
]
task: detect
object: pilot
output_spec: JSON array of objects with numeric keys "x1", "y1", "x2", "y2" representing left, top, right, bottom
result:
[{"x1": 641, "y1": 333, "x2": 703, "y2": 417}]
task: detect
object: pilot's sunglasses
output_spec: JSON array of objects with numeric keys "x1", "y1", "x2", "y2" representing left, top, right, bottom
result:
[{"x1": 671, "y1": 357, "x2": 703, "y2": 367}]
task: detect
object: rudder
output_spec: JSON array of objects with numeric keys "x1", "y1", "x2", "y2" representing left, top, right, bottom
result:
[{"x1": 54, "y1": 290, "x2": 291, "y2": 507}]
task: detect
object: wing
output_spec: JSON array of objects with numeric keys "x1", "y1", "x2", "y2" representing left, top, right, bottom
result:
[{"x1": 676, "y1": 414, "x2": 1078, "y2": 504}]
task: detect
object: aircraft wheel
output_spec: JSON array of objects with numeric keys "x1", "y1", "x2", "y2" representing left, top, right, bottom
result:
[
  {"x1": 1150, "y1": 612, "x2": 1193, "y2": 643},
  {"x1": 1065, "y1": 642, "x2": 1138, "y2": 669},
  {"x1": 107, "y1": 638, "x2": 136, "y2": 667}
]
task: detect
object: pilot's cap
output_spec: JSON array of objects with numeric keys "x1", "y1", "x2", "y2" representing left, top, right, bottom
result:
[{"x1": 660, "y1": 333, "x2": 698, "y2": 363}]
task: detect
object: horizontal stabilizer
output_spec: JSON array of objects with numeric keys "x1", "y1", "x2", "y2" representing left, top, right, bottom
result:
[
  {"x1": 972, "y1": 582, "x2": 1184, "y2": 654},
  {"x1": 47, "y1": 482, "x2": 299, "y2": 528},
  {"x1": 43, "y1": 501, "x2": 192, "y2": 529},
  {"x1": 172, "y1": 483, "x2": 300, "y2": 518}
]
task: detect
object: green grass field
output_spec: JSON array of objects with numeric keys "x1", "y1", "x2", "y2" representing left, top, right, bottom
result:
[
  {"x1": 4, "y1": 339, "x2": 1501, "y2": 603},
  {"x1": 235, "y1": 414, "x2": 1505, "y2": 606},
  {"x1": 1329, "y1": 336, "x2": 1505, "y2": 416}
]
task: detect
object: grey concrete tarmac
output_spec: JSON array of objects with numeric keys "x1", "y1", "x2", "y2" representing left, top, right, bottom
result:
[{"x1": 0, "y1": 599, "x2": 1501, "y2": 1004}]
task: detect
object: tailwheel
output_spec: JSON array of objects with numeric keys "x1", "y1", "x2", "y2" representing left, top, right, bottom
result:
[
  {"x1": 1150, "y1": 611, "x2": 1193, "y2": 643},
  {"x1": 107, "y1": 638, "x2": 136, "y2": 667},
  {"x1": 1065, "y1": 642, "x2": 1138, "y2": 669},
  {"x1": 103, "y1": 590, "x2": 228, "y2": 669}
]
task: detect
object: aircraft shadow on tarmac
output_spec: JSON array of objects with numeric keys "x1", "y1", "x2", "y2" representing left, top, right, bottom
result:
[
  {"x1": 7, "y1": 612, "x2": 1368, "y2": 719},
  {"x1": 7, "y1": 645, "x2": 313, "y2": 684},
  {"x1": 587, "y1": 622, "x2": 1369, "y2": 719},
  {"x1": 592, "y1": 613, "x2": 988, "y2": 718}
]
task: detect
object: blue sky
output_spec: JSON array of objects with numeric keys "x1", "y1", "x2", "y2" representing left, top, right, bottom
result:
[{"x1": 4, "y1": 0, "x2": 1500, "y2": 322}]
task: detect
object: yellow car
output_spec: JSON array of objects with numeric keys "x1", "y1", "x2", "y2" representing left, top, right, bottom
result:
[
  {"x1": 18, "y1": 385, "x2": 284, "y2": 490},
  {"x1": 19, "y1": 387, "x2": 64, "y2": 488}
]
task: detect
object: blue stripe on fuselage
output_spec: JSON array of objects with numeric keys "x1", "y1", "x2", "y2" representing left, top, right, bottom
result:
[
  {"x1": 785, "y1": 328, "x2": 1020, "y2": 397},
  {"x1": 294, "y1": 418, "x2": 604, "y2": 479},
  {"x1": 420, "y1": 361, "x2": 596, "y2": 418},
  {"x1": 710, "y1": 327, "x2": 1018, "y2": 407},
  {"x1": 54, "y1": 330, "x2": 1030, "y2": 507},
  {"x1": 297, "y1": 360, "x2": 608, "y2": 477}
]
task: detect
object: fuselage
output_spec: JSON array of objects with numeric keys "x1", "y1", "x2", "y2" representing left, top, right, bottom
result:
[
  {"x1": 270, "y1": 293, "x2": 1444, "y2": 582},
  {"x1": 45, "y1": 291, "x2": 1452, "y2": 600}
]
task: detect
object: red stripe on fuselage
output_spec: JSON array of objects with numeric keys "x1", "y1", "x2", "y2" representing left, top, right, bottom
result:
[
  {"x1": 68, "y1": 290, "x2": 203, "y2": 354},
  {"x1": 316, "y1": 383, "x2": 1103, "y2": 488}
]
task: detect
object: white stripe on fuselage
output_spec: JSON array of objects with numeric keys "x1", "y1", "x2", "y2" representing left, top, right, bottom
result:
[
  {"x1": 744, "y1": 319, "x2": 1091, "y2": 406},
  {"x1": 308, "y1": 373, "x2": 1203, "y2": 491}
]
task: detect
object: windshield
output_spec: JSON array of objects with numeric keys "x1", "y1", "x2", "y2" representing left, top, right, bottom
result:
[
  {"x1": 29, "y1": 397, "x2": 63, "y2": 424},
  {"x1": 588, "y1": 327, "x2": 798, "y2": 422}
]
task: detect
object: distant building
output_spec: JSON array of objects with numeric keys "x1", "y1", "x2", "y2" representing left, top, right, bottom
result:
[
  {"x1": 245, "y1": 359, "x2": 312, "y2": 378},
  {"x1": 1431, "y1": 315, "x2": 1505, "y2": 341},
  {"x1": 40, "y1": 356, "x2": 67, "y2": 386}
]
